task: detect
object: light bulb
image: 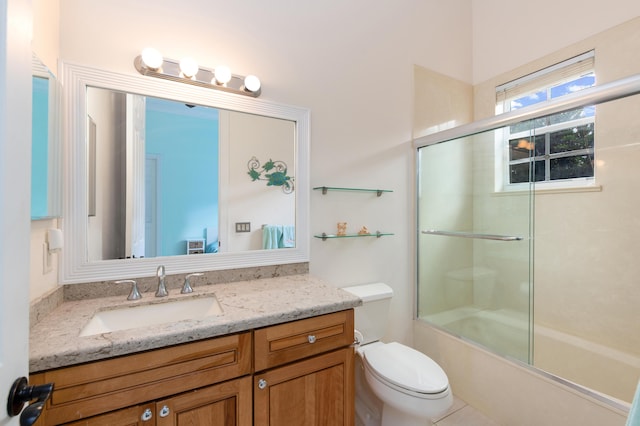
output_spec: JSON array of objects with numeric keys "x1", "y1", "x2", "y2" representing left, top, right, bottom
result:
[
  {"x1": 141, "y1": 48, "x2": 163, "y2": 70},
  {"x1": 213, "y1": 66, "x2": 232, "y2": 85},
  {"x1": 179, "y1": 57, "x2": 199, "y2": 79},
  {"x1": 244, "y1": 75, "x2": 261, "y2": 93}
]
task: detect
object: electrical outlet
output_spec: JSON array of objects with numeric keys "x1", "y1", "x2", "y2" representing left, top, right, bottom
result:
[{"x1": 235, "y1": 222, "x2": 251, "y2": 232}]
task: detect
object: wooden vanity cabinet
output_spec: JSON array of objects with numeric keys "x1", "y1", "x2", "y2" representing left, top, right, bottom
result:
[
  {"x1": 253, "y1": 310, "x2": 355, "y2": 426},
  {"x1": 30, "y1": 309, "x2": 355, "y2": 426},
  {"x1": 31, "y1": 332, "x2": 252, "y2": 425}
]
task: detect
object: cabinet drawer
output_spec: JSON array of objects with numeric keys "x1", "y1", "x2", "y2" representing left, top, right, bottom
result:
[
  {"x1": 31, "y1": 332, "x2": 252, "y2": 425},
  {"x1": 254, "y1": 310, "x2": 354, "y2": 371}
]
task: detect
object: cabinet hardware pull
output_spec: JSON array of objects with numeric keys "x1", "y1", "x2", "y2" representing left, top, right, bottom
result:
[
  {"x1": 258, "y1": 379, "x2": 268, "y2": 389},
  {"x1": 141, "y1": 408, "x2": 153, "y2": 421},
  {"x1": 308, "y1": 335, "x2": 317, "y2": 343},
  {"x1": 159, "y1": 405, "x2": 170, "y2": 417}
]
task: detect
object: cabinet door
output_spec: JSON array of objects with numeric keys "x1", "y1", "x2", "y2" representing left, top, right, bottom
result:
[
  {"x1": 65, "y1": 403, "x2": 155, "y2": 425},
  {"x1": 254, "y1": 347, "x2": 354, "y2": 426},
  {"x1": 156, "y1": 376, "x2": 252, "y2": 426}
]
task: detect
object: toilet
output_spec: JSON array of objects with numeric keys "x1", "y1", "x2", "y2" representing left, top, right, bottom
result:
[{"x1": 343, "y1": 283, "x2": 453, "y2": 426}]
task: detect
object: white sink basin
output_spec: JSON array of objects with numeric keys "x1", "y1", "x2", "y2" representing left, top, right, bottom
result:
[{"x1": 79, "y1": 296, "x2": 223, "y2": 337}]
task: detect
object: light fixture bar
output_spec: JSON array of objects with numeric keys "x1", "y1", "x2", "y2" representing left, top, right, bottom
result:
[{"x1": 134, "y1": 55, "x2": 261, "y2": 98}]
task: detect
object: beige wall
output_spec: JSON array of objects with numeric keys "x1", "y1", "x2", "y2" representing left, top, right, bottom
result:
[
  {"x1": 474, "y1": 17, "x2": 640, "y2": 402},
  {"x1": 29, "y1": 219, "x2": 59, "y2": 300},
  {"x1": 471, "y1": 0, "x2": 640, "y2": 84},
  {"x1": 29, "y1": 0, "x2": 474, "y2": 349},
  {"x1": 29, "y1": 0, "x2": 61, "y2": 301},
  {"x1": 414, "y1": 321, "x2": 629, "y2": 426},
  {"x1": 32, "y1": 0, "x2": 59, "y2": 75},
  {"x1": 414, "y1": 14, "x2": 640, "y2": 425}
]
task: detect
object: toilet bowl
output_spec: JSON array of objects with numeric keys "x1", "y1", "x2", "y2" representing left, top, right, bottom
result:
[
  {"x1": 359, "y1": 341, "x2": 452, "y2": 423},
  {"x1": 343, "y1": 283, "x2": 453, "y2": 426}
]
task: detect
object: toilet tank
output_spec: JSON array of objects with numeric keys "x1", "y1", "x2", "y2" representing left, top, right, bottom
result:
[{"x1": 342, "y1": 283, "x2": 393, "y2": 345}]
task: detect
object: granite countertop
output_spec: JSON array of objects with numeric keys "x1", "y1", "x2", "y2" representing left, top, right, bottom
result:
[{"x1": 30, "y1": 274, "x2": 361, "y2": 372}]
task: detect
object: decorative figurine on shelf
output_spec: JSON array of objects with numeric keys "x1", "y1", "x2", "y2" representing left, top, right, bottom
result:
[
  {"x1": 337, "y1": 222, "x2": 347, "y2": 236},
  {"x1": 358, "y1": 225, "x2": 371, "y2": 235}
]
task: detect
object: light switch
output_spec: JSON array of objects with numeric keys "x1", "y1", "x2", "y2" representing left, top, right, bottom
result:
[{"x1": 235, "y1": 222, "x2": 251, "y2": 232}]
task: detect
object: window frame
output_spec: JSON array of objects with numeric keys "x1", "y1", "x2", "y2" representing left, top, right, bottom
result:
[{"x1": 495, "y1": 52, "x2": 597, "y2": 192}]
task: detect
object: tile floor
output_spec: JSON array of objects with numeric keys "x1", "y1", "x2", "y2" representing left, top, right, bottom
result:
[{"x1": 433, "y1": 396, "x2": 499, "y2": 426}]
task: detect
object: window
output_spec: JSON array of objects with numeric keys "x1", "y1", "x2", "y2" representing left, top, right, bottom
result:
[{"x1": 496, "y1": 51, "x2": 596, "y2": 189}]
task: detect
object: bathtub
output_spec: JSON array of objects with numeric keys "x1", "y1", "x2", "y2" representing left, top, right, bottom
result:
[{"x1": 423, "y1": 307, "x2": 640, "y2": 403}]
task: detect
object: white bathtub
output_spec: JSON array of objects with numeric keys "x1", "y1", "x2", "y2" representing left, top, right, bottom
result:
[
  {"x1": 423, "y1": 307, "x2": 640, "y2": 402},
  {"x1": 426, "y1": 307, "x2": 529, "y2": 361}
]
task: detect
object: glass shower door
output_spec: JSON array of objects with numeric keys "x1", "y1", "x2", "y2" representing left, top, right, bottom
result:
[{"x1": 417, "y1": 126, "x2": 533, "y2": 362}]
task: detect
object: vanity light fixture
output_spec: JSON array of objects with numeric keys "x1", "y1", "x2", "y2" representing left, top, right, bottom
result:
[
  {"x1": 179, "y1": 57, "x2": 199, "y2": 79},
  {"x1": 140, "y1": 47, "x2": 163, "y2": 71},
  {"x1": 134, "y1": 48, "x2": 262, "y2": 97},
  {"x1": 213, "y1": 65, "x2": 232, "y2": 85}
]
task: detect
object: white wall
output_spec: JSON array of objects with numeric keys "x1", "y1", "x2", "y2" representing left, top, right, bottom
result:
[{"x1": 54, "y1": 0, "x2": 473, "y2": 345}]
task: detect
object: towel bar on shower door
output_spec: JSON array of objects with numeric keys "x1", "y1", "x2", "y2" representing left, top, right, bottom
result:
[{"x1": 421, "y1": 230, "x2": 523, "y2": 241}]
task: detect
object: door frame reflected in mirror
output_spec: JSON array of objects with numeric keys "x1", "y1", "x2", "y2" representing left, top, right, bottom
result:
[{"x1": 62, "y1": 62, "x2": 310, "y2": 284}]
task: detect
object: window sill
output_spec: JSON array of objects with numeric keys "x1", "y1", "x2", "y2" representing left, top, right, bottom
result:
[{"x1": 493, "y1": 184, "x2": 603, "y2": 196}]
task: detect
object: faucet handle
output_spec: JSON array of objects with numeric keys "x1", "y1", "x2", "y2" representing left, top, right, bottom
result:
[
  {"x1": 182, "y1": 273, "x2": 203, "y2": 294},
  {"x1": 155, "y1": 265, "x2": 168, "y2": 297},
  {"x1": 115, "y1": 279, "x2": 142, "y2": 301}
]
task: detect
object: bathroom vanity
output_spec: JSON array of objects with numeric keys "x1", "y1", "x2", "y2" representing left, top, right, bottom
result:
[{"x1": 29, "y1": 275, "x2": 359, "y2": 425}]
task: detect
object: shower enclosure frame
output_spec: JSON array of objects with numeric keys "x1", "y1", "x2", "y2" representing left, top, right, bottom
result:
[{"x1": 414, "y1": 72, "x2": 640, "y2": 410}]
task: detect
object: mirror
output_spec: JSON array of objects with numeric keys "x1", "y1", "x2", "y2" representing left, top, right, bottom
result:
[
  {"x1": 31, "y1": 54, "x2": 61, "y2": 219},
  {"x1": 62, "y1": 62, "x2": 310, "y2": 283},
  {"x1": 86, "y1": 88, "x2": 296, "y2": 261}
]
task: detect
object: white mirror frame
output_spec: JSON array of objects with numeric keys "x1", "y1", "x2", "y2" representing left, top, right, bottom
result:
[{"x1": 61, "y1": 62, "x2": 310, "y2": 284}]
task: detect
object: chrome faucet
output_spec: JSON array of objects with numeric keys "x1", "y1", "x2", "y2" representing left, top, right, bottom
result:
[
  {"x1": 155, "y1": 265, "x2": 168, "y2": 297},
  {"x1": 115, "y1": 279, "x2": 142, "y2": 301},
  {"x1": 181, "y1": 273, "x2": 203, "y2": 294}
]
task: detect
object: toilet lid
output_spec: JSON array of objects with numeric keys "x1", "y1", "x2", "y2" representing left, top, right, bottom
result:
[{"x1": 363, "y1": 342, "x2": 449, "y2": 394}]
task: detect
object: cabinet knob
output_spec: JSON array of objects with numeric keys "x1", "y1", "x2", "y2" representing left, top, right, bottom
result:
[
  {"x1": 141, "y1": 408, "x2": 153, "y2": 422},
  {"x1": 159, "y1": 405, "x2": 170, "y2": 417},
  {"x1": 307, "y1": 335, "x2": 317, "y2": 344},
  {"x1": 258, "y1": 379, "x2": 268, "y2": 390}
]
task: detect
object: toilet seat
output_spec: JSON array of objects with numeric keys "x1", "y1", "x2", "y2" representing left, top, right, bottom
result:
[{"x1": 362, "y1": 342, "x2": 449, "y2": 396}]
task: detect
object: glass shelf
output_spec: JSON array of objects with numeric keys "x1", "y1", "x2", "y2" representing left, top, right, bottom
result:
[
  {"x1": 314, "y1": 232, "x2": 394, "y2": 241},
  {"x1": 313, "y1": 186, "x2": 393, "y2": 196}
]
